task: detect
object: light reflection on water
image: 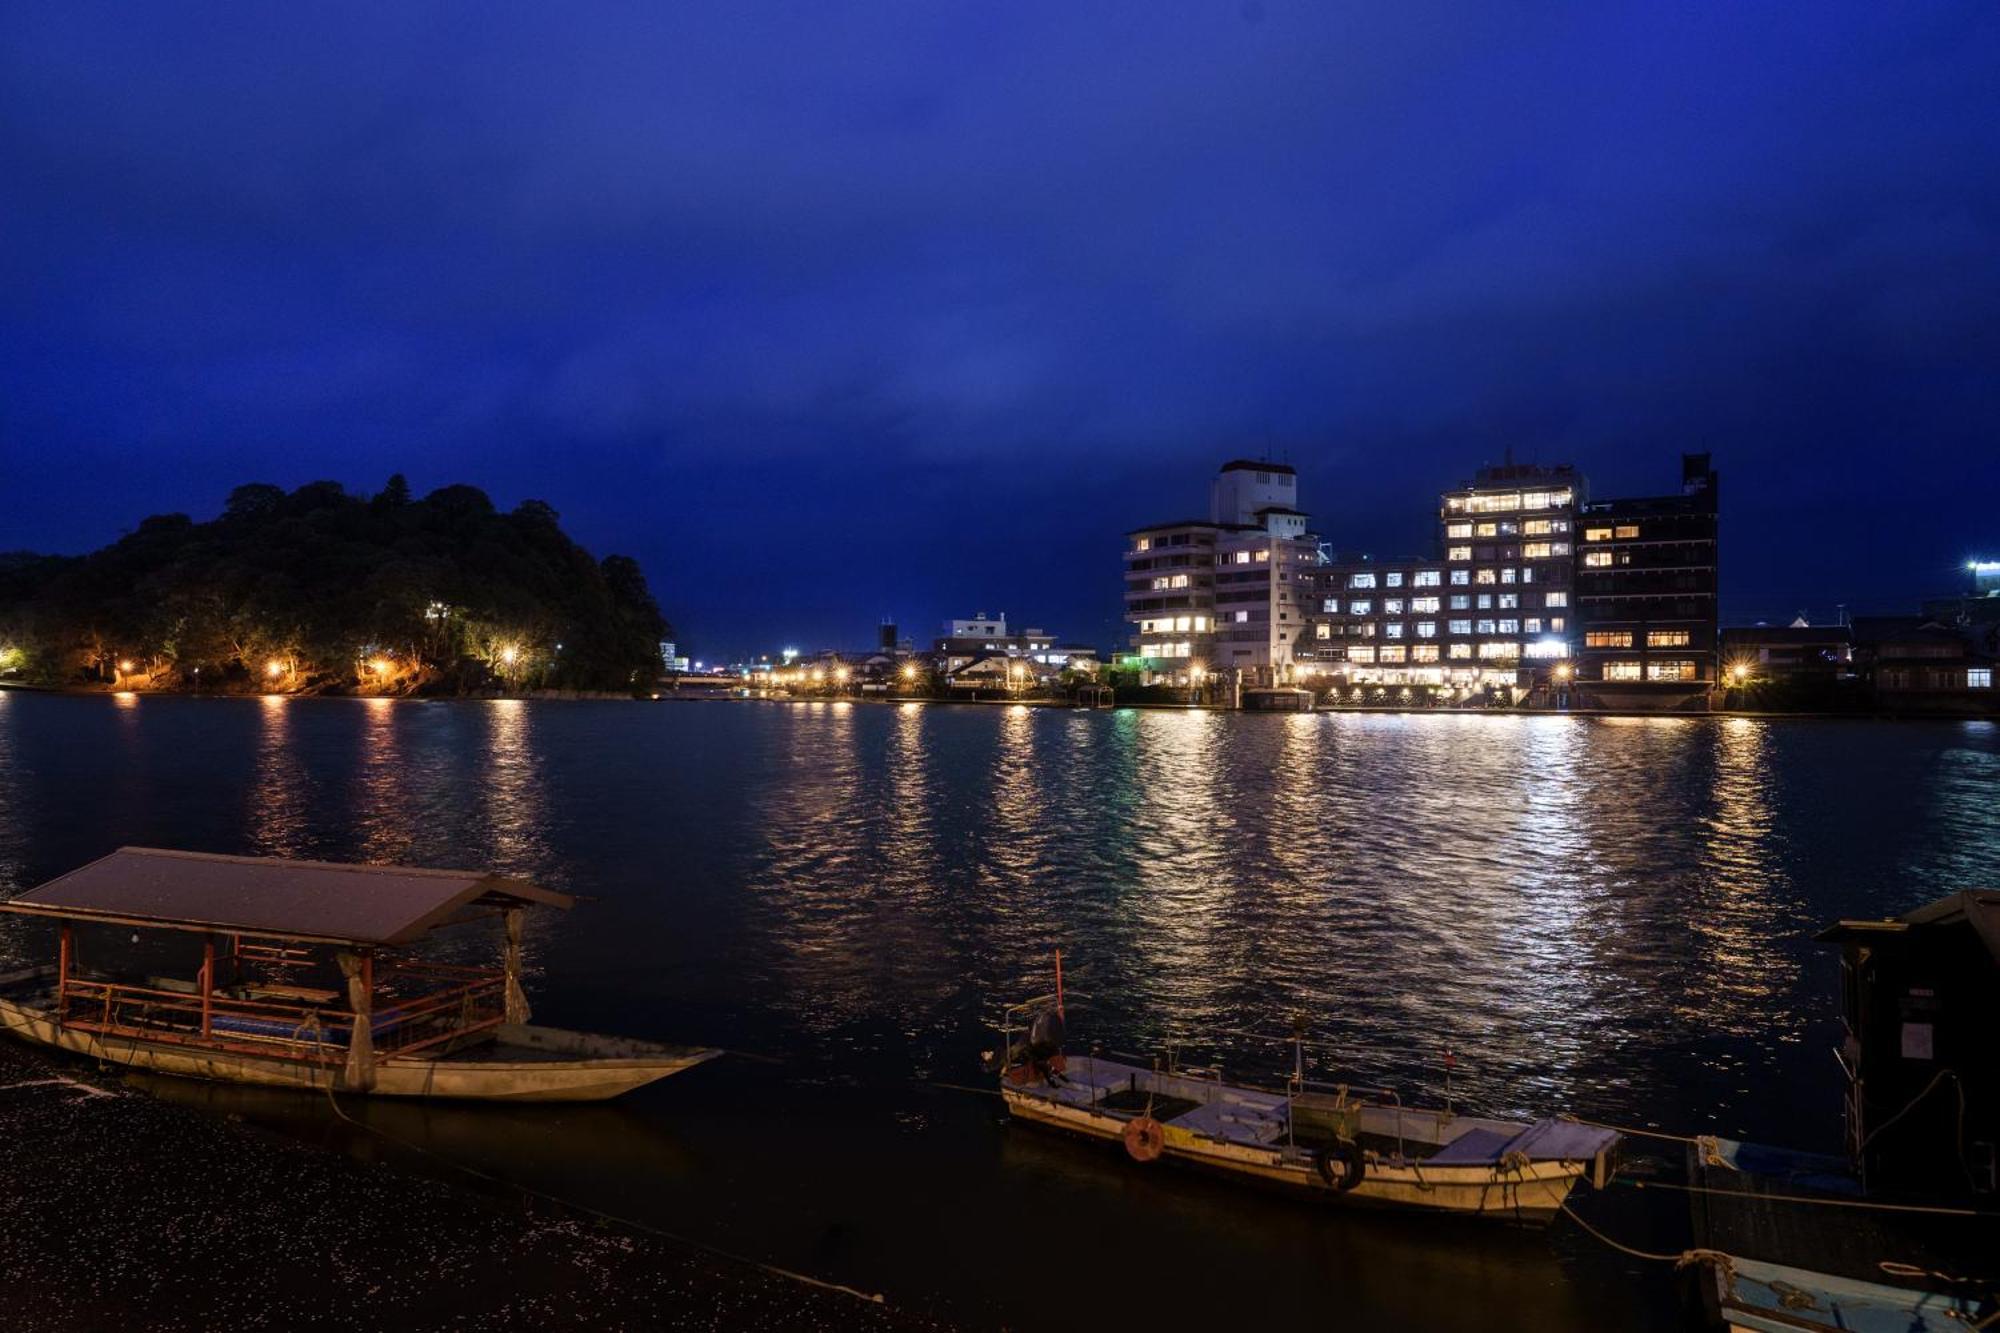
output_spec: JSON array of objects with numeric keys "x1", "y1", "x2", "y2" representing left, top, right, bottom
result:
[{"x1": 1, "y1": 696, "x2": 1998, "y2": 1331}]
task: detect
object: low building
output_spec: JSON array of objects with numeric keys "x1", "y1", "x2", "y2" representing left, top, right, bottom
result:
[
  {"x1": 1719, "y1": 622, "x2": 1854, "y2": 683},
  {"x1": 1868, "y1": 623, "x2": 1996, "y2": 709}
]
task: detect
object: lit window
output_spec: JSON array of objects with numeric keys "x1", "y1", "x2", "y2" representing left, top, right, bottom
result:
[
  {"x1": 1498, "y1": 593, "x2": 1518, "y2": 609},
  {"x1": 1615, "y1": 525, "x2": 1640, "y2": 540},
  {"x1": 1551, "y1": 542, "x2": 1571, "y2": 556},
  {"x1": 1449, "y1": 570, "x2": 1470, "y2": 586},
  {"x1": 1647, "y1": 630, "x2": 1691, "y2": 648},
  {"x1": 1475, "y1": 569, "x2": 1497, "y2": 585},
  {"x1": 1583, "y1": 552, "x2": 1613, "y2": 568},
  {"x1": 1448, "y1": 546, "x2": 1472, "y2": 562},
  {"x1": 1449, "y1": 594, "x2": 1470, "y2": 610},
  {"x1": 1604, "y1": 660, "x2": 1643, "y2": 681},
  {"x1": 1970, "y1": 668, "x2": 1993, "y2": 689},
  {"x1": 1498, "y1": 619, "x2": 1519, "y2": 634},
  {"x1": 1349, "y1": 645, "x2": 1375, "y2": 664},
  {"x1": 1585, "y1": 631, "x2": 1632, "y2": 648},
  {"x1": 1412, "y1": 645, "x2": 1440, "y2": 662},
  {"x1": 1349, "y1": 573, "x2": 1377, "y2": 589},
  {"x1": 1350, "y1": 600, "x2": 1372, "y2": 615},
  {"x1": 1545, "y1": 591, "x2": 1568, "y2": 608},
  {"x1": 1385, "y1": 623, "x2": 1405, "y2": 640},
  {"x1": 1235, "y1": 610, "x2": 1250, "y2": 623},
  {"x1": 1647, "y1": 660, "x2": 1697, "y2": 682},
  {"x1": 1524, "y1": 618, "x2": 1541, "y2": 633},
  {"x1": 1466, "y1": 493, "x2": 1522, "y2": 514},
  {"x1": 1500, "y1": 568, "x2": 1516, "y2": 584},
  {"x1": 1385, "y1": 572, "x2": 1404, "y2": 588},
  {"x1": 1413, "y1": 571, "x2": 1441, "y2": 587},
  {"x1": 1172, "y1": 574, "x2": 1189, "y2": 587},
  {"x1": 1523, "y1": 520, "x2": 1553, "y2": 536},
  {"x1": 1475, "y1": 619, "x2": 1495, "y2": 634},
  {"x1": 1521, "y1": 491, "x2": 1549, "y2": 510},
  {"x1": 1476, "y1": 594, "x2": 1492, "y2": 610},
  {"x1": 1523, "y1": 542, "x2": 1552, "y2": 559},
  {"x1": 1193, "y1": 616, "x2": 1209, "y2": 631},
  {"x1": 1323, "y1": 599, "x2": 1339, "y2": 613},
  {"x1": 1478, "y1": 641, "x2": 1518, "y2": 660},
  {"x1": 1448, "y1": 619, "x2": 1472, "y2": 635},
  {"x1": 1151, "y1": 577, "x2": 1170, "y2": 590},
  {"x1": 1233, "y1": 551, "x2": 1251, "y2": 564},
  {"x1": 1384, "y1": 598, "x2": 1404, "y2": 614},
  {"x1": 1316, "y1": 623, "x2": 1330, "y2": 640},
  {"x1": 1446, "y1": 522, "x2": 1473, "y2": 538},
  {"x1": 1521, "y1": 568, "x2": 1534, "y2": 583},
  {"x1": 1550, "y1": 617, "x2": 1565, "y2": 631},
  {"x1": 1379, "y1": 645, "x2": 1407, "y2": 663},
  {"x1": 1416, "y1": 621, "x2": 1436, "y2": 638},
  {"x1": 1411, "y1": 596, "x2": 1440, "y2": 613},
  {"x1": 1448, "y1": 643, "x2": 1472, "y2": 660},
  {"x1": 1476, "y1": 522, "x2": 1498, "y2": 538},
  {"x1": 1174, "y1": 616, "x2": 1191, "y2": 631},
  {"x1": 1584, "y1": 527, "x2": 1612, "y2": 542},
  {"x1": 1135, "y1": 538, "x2": 1151, "y2": 552},
  {"x1": 1254, "y1": 550, "x2": 1269, "y2": 562},
  {"x1": 1446, "y1": 497, "x2": 1466, "y2": 512}
]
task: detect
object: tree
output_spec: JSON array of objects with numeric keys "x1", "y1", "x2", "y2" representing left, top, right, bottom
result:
[{"x1": 375, "y1": 474, "x2": 412, "y2": 507}]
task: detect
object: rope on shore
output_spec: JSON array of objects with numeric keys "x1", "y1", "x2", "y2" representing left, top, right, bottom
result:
[{"x1": 301, "y1": 1056, "x2": 888, "y2": 1307}]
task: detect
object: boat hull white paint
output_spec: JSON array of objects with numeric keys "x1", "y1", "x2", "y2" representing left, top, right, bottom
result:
[
  {"x1": 0, "y1": 993, "x2": 718, "y2": 1102},
  {"x1": 1003, "y1": 1078, "x2": 1588, "y2": 1223}
]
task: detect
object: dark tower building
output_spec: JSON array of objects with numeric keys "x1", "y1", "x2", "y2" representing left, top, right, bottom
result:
[{"x1": 1572, "y1": 454, "x2": 1720, "y2": 710}]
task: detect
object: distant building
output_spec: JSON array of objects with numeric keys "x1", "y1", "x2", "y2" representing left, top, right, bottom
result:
[
  {"x1": 1719, "y1": 622, "x2": 1853, "y2": 681},
  {"x1": 944, "y1": 613, "x2": 1008, "y2": 640},
  {"x1": 1436, "y1": 462, "x2": 1583, "y2": 688},
  {"x1": 1573, "y1": 454, "x2": 1720, "y2": 710},
  {"x1": 932, "y1": 616, "x2": 1095, "y2": 676},
  {"x1": 1123, "y1": 459, "x2": 1319, "y2": 685}
]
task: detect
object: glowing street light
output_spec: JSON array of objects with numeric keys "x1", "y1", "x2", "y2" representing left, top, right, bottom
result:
[
  {"x1": 500, "y1": 645, "x2": 519, "y2": 667},
  {"x1": 1552, "y1": 663, "x2": 1572, "y2": 682},
  {"x1": 118, "y1": 659, "x2": 135, "y2": 674},
  {"x1": 900, "y1": 663, "x2": 918, "y2": 682},
  {"x1": 833, "y1": 665, "x2": 851, "y2": 684},
  {"x1": 265, "y1": 659, "x2": 284, "y2": 680},
  {"x1": 371, "y1": 657, "x2": 394, "y2": 678}
]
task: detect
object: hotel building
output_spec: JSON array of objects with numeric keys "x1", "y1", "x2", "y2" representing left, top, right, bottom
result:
[
  {"x1": 1124, "y1": 460, "x2": 1319, "y2": 684},
  {"x1": 1572, "y1": 454, "x2": 1720, "y2": 709},
  {"x1": 1302, "y1": 463, "x2": 1581, "y2": 695}
]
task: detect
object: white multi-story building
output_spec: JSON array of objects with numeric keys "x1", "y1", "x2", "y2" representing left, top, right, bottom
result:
[{"x1": 1123, "y1": 460, "x2": 1320, "y2": 684}]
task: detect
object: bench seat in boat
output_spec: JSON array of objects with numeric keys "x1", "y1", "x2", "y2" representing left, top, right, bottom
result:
[
  {"x1": 1045, "y1": 1061, "x2": 1133, "y2": 1108},
  {"x1": 1171, "y1": 1097, "x2": 1289, "y2": 1145}
]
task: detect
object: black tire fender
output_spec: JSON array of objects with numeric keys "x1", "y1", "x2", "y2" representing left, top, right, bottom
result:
[{"x1": 1316, "y1": 1138, "x2": 1365, "y2": 1192}]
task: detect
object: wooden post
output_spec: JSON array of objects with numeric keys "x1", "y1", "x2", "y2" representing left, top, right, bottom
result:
[
  {"x1": 336, "y1": 949, "x2": 376, "y2": 1092},
  {"x1": 502, "y1": 908, "x2": 530, "y2": 1026},
  {"x1": 200, "y1": 939, "x2": 215, "y2": 1037},
  {"x1": 56, "y1": 925, "x2": 72, "y2": 1027}
]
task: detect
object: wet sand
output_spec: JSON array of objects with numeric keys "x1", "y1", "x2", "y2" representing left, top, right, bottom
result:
[{"x1": 0, "y1": 1042, "x2": 944, "y2": 1332}]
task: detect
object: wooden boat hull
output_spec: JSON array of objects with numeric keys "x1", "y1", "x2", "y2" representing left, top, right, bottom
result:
[
  {"x1": 1000, "y1": 1055, "x2": 1608, "y2": 1223},
  {"x1": 0, "y1": 990, "x2": 718, "y2": 1102}
]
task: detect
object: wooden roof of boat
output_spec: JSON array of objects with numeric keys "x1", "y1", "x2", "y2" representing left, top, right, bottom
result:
[{"x1": 0, "y1": 847, "x2": 572, "y2": 946}]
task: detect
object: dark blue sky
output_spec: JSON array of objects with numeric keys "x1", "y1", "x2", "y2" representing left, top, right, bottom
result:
[{"x1": 4, "y1": 4, "x2": 1996, "y2": 658}]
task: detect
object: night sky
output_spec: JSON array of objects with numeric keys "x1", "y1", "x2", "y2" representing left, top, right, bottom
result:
[{"x1": 4, "y1": 5, "x2": 1997, "y2": 658}]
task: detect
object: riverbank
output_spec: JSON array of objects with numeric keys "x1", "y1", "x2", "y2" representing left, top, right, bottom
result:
[{"x1": 0, "y1": 1041, "x2": 942, "y2": 1332}]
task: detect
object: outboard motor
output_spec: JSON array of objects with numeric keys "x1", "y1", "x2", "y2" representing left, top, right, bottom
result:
[{"x1": 1027, "y1": 1006, "x2": 1065, "y2": 1062}]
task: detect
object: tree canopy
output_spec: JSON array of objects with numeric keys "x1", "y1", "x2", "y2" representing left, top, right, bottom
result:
[{"x1": 0, "y1": 480, "x2": 671, "y2": 693}]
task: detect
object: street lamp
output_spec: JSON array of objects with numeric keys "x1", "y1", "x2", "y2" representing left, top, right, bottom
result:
[
  {"x1": 1188, "y1": 662, "x2": 1206, "y2": 705},
  {"x1": 266, "y1": 659, "x2": 284, "y2": 681}
]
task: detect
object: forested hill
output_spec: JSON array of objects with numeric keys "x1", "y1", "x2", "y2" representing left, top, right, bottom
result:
[{"x1": 0, "y1": 477, "x2": 672, "y2": 694}]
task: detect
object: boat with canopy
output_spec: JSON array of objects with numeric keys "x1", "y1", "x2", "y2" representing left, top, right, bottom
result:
[
  {"x1": 0, "y1": 847, "x2": 719, "y2": 1101},
  {"x1": 993, "y1": 957, "x2": 1619, "y2": 1224}
]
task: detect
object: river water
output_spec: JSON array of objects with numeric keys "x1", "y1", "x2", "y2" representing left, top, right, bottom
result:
[{"x1": 2, "y1": 693, "x2": 1996, "y2": 1330}]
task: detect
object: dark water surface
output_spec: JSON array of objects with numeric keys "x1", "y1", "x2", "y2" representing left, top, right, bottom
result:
[{"x1": 3, "y1": 693, "x2": 1997, "y2": 1330}]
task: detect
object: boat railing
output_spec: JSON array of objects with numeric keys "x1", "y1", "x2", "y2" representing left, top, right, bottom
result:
[{"x1": 55, "y1": 969, "x2": 506, "y2": 1066}]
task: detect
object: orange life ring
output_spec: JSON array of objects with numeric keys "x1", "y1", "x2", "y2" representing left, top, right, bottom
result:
[{"x1": 1123, "y1": 1116, "x2": 1166, "y2": 1163}]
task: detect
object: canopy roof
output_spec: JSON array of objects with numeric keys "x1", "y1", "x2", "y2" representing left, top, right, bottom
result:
[
  {"x1": 0, "y1": 847, "x2": 572, "y2": 946},
  {"x1": 1817, "y1": 890, "x2": 2000, "y2": 965}
]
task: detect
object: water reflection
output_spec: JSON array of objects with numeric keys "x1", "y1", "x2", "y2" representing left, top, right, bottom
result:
[{"x1": 249, "y1": 694, "x2": 309, "y2": 856}]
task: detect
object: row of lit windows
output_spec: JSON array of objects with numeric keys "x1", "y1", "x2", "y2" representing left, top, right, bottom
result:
[
  {"x1": 1582, "y1": 525, "x2": 1641, "y2": 542},
  {"x1": 1321, "y1": 616, "x2": 1567, "y2": 639},
  {"x1": 1346, "y1": 570, "x2": 1444, "y2": 589},
  {"x1": 1149, "y1": 574, "x2": 1193, "y2": 590},
  {"x1": 1138, "y1": 616, "x2": 1212, "y2": 634},
  {"x1": 1446, "y1": 518, "x2": 1572, "y2": 539},
  {"x1": 1139, "y1": 641, "x2": 1195, "y2": 658},
  {"x1": 1602, "y1": 660, "x2": 1700, "y2": 681},
  {"x1": 1445, "y1": 489, "x2": 1575, "y2": 515},
  {"x1": 1332, "y1": 592, "x2": 1567, "y2": 615},
  {"x1": 1583, "y1": 630, "x2": 1691, "y2": 649},
  {"x1": 1225, "y1": 549, "x2": 1272, "y2": 564}
]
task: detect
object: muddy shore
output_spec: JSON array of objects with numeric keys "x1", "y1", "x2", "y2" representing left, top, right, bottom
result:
[{"x1": 0, "y1": 1041, "x2": 943, "y2": 1332}]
